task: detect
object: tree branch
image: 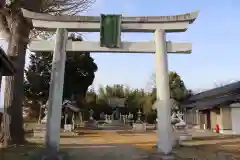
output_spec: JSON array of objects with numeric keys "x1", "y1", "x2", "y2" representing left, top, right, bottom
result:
[{"x1": 0, "y1": 8, "x2": 11, "y2": 40}]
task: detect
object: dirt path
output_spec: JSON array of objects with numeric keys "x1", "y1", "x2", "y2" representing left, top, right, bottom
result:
[
  {"x1": 58, "y1": 130, "x2": 240, "y2": 160},
  {"x1": 64, "y1": 144, "x2": 153, "y2": 160},
  {"x1": 2, "y1": 129, "x2": 240, "y2": 159},
  {"x1": 59, "y1": 131, "x2": 155, "y2": 159}
]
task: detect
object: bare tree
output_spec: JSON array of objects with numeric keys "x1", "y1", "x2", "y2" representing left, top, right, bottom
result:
[{"x1": 0, "y1": 0, "x2": 95, "y2": 146}]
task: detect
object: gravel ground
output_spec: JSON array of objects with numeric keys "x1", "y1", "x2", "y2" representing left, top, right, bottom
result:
[{"x1": 1, "y1": 128, "x2": 240, "y2": 159}]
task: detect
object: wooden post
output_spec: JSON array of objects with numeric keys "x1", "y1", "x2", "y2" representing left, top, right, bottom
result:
[
  {"x1": 72, "y1": 113, "x2": 75, "y2": 130},
  {"x1": 45, "y1": 28, "x2": 68, "y2": 155}
]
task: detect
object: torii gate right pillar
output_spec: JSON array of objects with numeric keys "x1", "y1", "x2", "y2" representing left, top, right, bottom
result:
[{"x1": 154, "y1": 29, "x2": 173, "y2": 154}]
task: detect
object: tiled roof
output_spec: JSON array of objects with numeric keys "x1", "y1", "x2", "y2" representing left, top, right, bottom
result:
[
  {"x1": 182, "y1": 81, "x2": 240, "y2": 110},
  {"x1": 182, "y1": 94, "x2": 240, "y2": 110},
  {"x1": 186, "y1": 81, "x2": 240, "y2": 101}
]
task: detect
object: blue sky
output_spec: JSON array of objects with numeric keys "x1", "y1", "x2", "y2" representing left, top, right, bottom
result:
[
  {"x1": 1, "y1": 0, "x2": 240, "y2": 106},
  {"x1": 84, "y1": 0, "x2": 240, "y2": 91}
]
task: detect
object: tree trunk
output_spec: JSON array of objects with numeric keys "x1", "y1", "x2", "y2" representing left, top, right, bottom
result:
[
  {"x1": 3, "y1": 11, "x2": 31, "y2": 146},
  {"x1": 38, "y1": 102, "x2": 42, "y2": 124}
]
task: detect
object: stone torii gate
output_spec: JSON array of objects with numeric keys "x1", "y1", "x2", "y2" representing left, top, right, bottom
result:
[{"x1": 22, "y1": 9, "x2": 198, "y2": 156}]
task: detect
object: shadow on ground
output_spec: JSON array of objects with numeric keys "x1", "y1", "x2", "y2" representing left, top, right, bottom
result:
[
  {"x1": 0, "y1": 143, "x2": 156, "y2": 160},
  {"x1": 188, "y1": 141, "x2": 240, "y2": 156},
  {"x1": 1, "y1": 140, "x2": 240, "y2": 160},
  {"x1": 61, "y1": 132, "x2": 101, "y2": 138},
  {"x1": 192, "y1": 135, "x2": 240, "y2": 141},
  {"x1": 117, "y1": 130, "x2": 156, "y2": 135},
  {"x1": 2, "y1": 127, "x2": 240, "y2": 160}
]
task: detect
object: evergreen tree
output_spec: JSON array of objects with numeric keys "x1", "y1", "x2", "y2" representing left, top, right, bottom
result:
[
  {"x1": 150, "y1": 71, "x2": 189, "y2": 103},
  {"x1": 24, "y1": 35, "x2": 98, "y2": 118}
]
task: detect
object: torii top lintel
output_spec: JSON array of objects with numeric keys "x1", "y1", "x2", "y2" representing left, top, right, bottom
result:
[{"x1": 21, "y1": 9, "x2": 199, "y2": 32}]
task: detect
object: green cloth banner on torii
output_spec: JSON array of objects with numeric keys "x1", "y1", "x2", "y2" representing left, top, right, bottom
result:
[{"x1": 100, "y1": 14, "x2": 122, "y2": 48}]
